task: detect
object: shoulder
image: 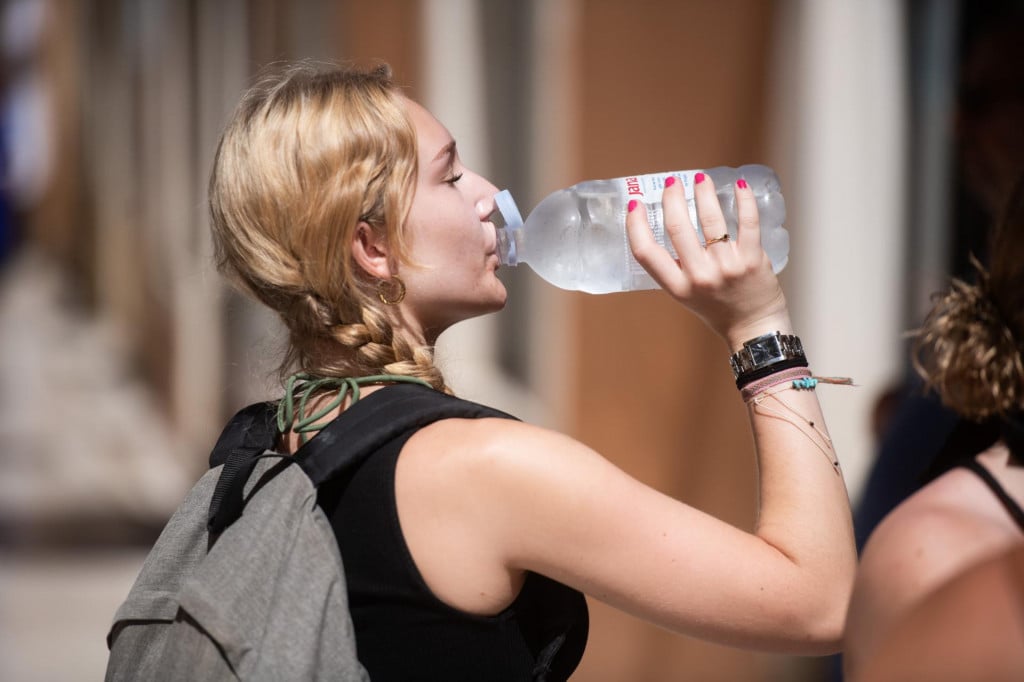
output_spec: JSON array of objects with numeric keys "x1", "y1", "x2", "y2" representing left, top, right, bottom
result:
[
  {"x1": 397, "y1": 415, "x2": 655, "y2": 576},
  {"x1": 853, "y1": 545, "x2": 1024, "y2": 682},
  {"x1": 399, "y1": 415, "x2": 661, "y2": 552},
  {"x1": 860, "y1": 467, "x2": 1016, "y2": 587},
  {"x1": 844, "y1": 468, "x2": 1011, "y2": 668},
  {"x1": 855, "y1": 480, "x2": 988, "y2": 602},
  {"x1": 404, "y1": 416, "x2": 615, "y2": 488}
]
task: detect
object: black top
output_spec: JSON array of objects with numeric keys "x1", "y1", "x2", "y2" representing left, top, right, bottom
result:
[
  {"x1": 317, "y1": 387, "x2": 589, "y2": 681},
  {"x1": 959, "y1": 458, "x2": 1024, "y2": 533},
  {"x1": 925, "y1": 412, "x2": 1024, "y2": 533}
]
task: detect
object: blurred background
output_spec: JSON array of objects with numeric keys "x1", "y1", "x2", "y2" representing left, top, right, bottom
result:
[{"x1": 1, "y1": 0, "x2": 1022, "y2": 679}]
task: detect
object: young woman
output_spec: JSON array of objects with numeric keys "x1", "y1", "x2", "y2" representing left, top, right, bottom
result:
[
  {"x1": 209, "y1": 62, "x2": 856, "y2": 680},
  {"x1": 844, "y1": 176, "x2": 1024, "y2": 676}
]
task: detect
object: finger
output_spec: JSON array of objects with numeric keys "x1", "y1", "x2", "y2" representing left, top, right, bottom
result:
[
  {"x1": 693, "y1": 171, "x2": 729, "y2": 245},
  {"x1": 734, "y1": 177, "x2": 763, "y2": 260},
  {"x1": 661, "y1": 175, "x2": 706, "y2": 271},
  {"x1": 625, "y1": 198, "x2": 690, "y2": 295}
]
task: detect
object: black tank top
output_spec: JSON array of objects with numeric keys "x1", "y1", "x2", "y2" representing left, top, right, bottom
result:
[
  {"x1": 317, "y1": 388, "x2": 589, "y2": 681},
  {"x1": 960, "y1": 458, "x2": 1024, "y2": 533}
]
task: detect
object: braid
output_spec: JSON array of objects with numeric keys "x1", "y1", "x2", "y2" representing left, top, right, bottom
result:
[
  {"x1": 274, "y1": 292, "x2": 448, "y2": 392},
  {"x1": 379, "y1": 324, "x2": 449, "y2": 393},
  {"x1": 328, "y1": 303, "x2": 448, "y2": 392},
  {"x1": 209, "y1": 61, "x2": 451, "y2": 395}
]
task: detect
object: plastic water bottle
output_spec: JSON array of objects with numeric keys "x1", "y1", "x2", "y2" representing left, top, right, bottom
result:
[{"x1": 493, "y1": 165, "x2": 789, "y2": 294}]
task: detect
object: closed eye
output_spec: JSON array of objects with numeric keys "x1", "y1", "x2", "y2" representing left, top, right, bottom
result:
[{"x1": 445, "y1": 172, "x2": 464, "y2": 186}]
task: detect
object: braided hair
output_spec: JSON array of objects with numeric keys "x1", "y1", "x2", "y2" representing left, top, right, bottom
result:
[{"x1": 209, "y1": 61, "x2": 447, "y2": 391}]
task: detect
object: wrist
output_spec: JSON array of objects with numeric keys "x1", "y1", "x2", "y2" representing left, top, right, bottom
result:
[
  {"x1": 729, "y1": 330, "x2": 807, "y2": 385},
  {"x1": 724, "y1": 312, "x2": 794, "y2": 353}
]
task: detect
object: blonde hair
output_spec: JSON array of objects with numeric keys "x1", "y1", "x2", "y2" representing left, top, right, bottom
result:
[
  {"x1": 209, "y1": 61, "x2": 447, "y2": 390},
  {"x1": 912, "y1": 175, "x2": 1024, "y2": 420}
]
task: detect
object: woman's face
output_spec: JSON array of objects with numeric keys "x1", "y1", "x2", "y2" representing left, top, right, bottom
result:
[{"x1": 397, "y1": 99, "x2": 506, "y2": 339}]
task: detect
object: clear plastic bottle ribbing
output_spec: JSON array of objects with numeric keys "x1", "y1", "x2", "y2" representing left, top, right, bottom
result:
[{"x1": 493, "y1": 165, "x2": 789, "y2": 294}]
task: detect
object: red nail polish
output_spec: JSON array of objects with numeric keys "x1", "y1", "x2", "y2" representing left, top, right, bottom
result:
[
  {"x1": 627, "y1": 199, "x2": 638, "y2": 213},
  {"x1": 664, "y1": 176, "x2": 676, "y2": 188},
  {"x1": 694, "y1": 172, "x2": 706, "y2": 184},
  {"x1": 737, "y1": 178, "x2": 748, "y2": 189}
]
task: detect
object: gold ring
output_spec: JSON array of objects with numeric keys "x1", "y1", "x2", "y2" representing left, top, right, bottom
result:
[{"x1": 704, "y1": 234, "x2": 730, "y2": 247}]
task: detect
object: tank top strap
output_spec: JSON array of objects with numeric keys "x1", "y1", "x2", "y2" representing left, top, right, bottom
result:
[{"x1": 960, "y1": 458, "x2": 1024, "y2": 534}]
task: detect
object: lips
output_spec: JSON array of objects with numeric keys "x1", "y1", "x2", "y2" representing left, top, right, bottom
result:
[
  {"x1": 483, "y1": 222, "x2": 499, "y2": 255},
  {"x1": 486, "y1": 251, "x2": 500, "y2": 270}
]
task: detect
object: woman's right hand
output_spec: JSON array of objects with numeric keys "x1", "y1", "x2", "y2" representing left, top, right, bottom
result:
[{"x1": 625, "y1": 173, "x2": 791, "y2": 349}]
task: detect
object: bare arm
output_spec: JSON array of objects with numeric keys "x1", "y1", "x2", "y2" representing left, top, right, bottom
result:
[
  {"x1": 407, "y1": 176, "x2": 856, "y2": 653},
  {"x1": 472, "y1": 417, "x2": 853, "y2": 654},
  {"x1": 623, "y1": 171, "x2": 855, "y2": 649}
]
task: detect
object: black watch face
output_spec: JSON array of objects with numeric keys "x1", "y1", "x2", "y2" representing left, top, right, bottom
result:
[{"x1": 749, "y1": 337, "x2": 783, "y2": 366}]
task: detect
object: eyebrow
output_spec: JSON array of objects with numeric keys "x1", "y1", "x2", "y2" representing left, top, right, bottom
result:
[{"x1": 432, "y1": 140, "x2": 457, "y2": 165}]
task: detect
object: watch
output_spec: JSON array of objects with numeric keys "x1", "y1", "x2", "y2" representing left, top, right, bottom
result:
[{"x1": 729, "y1": 332, "x2": 805, "y2": 379}]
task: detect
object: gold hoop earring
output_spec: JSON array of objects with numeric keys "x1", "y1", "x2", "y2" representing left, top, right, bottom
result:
[{"x1": 377, "y1": 276, "x2": 406, "y2": 305}]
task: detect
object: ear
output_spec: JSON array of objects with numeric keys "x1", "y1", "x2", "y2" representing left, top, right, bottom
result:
[{"x1": 352, "y1": 222, "x2": 393, "y2": 280}]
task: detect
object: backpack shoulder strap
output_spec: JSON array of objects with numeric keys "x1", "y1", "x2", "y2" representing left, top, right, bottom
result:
[
  {"x1": 207, "y1": 401, "x2": 279, "y2": 534},
  {"x1": 205, "y1": 384, "x2": 515, "y2": 533},
  {"x1": 296, "y1": 383, "x2": 517, "y2": 487}
]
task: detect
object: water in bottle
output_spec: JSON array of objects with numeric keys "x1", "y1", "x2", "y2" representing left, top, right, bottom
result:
[{"x1": 493, "y1": 165, "x2": 789, "y2": 293}]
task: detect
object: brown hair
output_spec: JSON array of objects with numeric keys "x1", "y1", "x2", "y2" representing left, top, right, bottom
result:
[
  {"x1": 209, "y1": 61, "x2": 446, "y2": 390},
  {"x1": 912, "y1": 174, "x2": 1024, "y2": 420}
]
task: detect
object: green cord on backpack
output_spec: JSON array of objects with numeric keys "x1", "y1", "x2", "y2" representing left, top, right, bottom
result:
[{"x1": 277, "y1": 373, "x2": 433, "y2": 445}]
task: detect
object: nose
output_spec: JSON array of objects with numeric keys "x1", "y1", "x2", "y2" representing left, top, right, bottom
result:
[{"x1": 475, "y1": 177, "x2": 501, "y2": 220}]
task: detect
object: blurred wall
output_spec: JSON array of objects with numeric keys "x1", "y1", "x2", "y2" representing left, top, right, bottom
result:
[{"x1": 769, "y1": 0, "x2": 908, "y2": 500}]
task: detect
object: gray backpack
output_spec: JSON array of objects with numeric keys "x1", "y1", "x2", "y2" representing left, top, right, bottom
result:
[{"x1": 106, "y1": 385, "x2": 509, "y2": 681}]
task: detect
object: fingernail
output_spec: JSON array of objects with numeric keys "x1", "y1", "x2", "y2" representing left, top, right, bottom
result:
[
  {"x1": 664, "y1": 176, "x2": 676, "y2": 188},
  {"x1": 737, "y1": 178, "x2": 748, "y2": 189},
  {"x1": 627, "y1": 199, "x2": 638, "y2": 213},
  {"x1": 694, "y1": 172, "x2": 706, "y2": 184}
]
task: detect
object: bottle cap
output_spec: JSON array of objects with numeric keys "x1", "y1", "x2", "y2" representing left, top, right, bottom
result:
[{"x1": 493, "y1": 190, "x2": 523, "y2": 265}]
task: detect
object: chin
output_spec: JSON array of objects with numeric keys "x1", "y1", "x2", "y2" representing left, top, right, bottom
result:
[
  {"x1": 473, "y1": 294, "x2": 506, "y2": 318},
  {"x1": 493, "y1": 280, "x2": 508, "y2": 307},
  {"x1": 484, "y1": 287, "x2": 508, "y2": 316}
]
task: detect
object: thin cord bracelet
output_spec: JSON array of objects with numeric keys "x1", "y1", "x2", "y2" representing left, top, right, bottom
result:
[
  {"x1": 740, "y1": 367, "x2": 812, "y2": 402},
  {"x1": 749, "y1": 385, "x2": 842, "y2": 474},
  {"x1": 741, "y1": 372, "x2": 857, "y2": 403}
]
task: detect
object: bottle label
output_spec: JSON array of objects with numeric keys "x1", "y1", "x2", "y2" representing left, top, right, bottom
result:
[{"x1": 615, "y1": 170, "x2": 702, "y2": 284}]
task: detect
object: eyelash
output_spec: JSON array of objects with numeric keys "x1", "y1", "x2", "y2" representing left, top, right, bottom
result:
[{"x1": 445, "y1": 172, "x2": 464, "y2": 185}]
